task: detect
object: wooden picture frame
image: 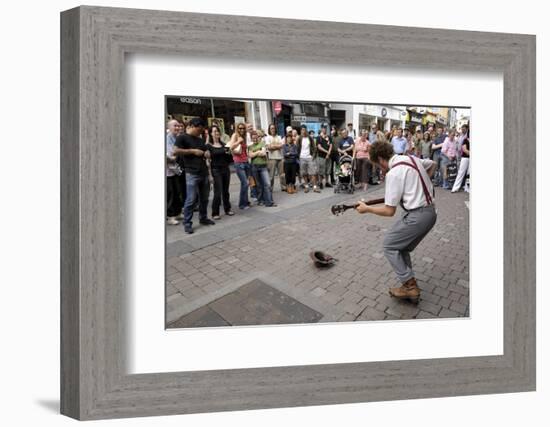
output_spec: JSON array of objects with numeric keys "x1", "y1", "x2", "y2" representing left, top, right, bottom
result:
[{"x1": 60, "y1": 6, "x2": 536, "y2": 420}]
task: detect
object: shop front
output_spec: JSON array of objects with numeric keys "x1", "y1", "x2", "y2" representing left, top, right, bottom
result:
[
  {"x1": 291, "y1": 114, "x2": 329, "y2": 135},
  {"x1": 422, "y1": 112, "x2": 438, "y2": 129},
  {"x1": 357, "y1": 105, "x2": 406, "y2": 133},
  {"x1": 406, "y1": 109, "x2": 424, "y2": 132},
  {"x1": 290, "y1": 102, "x2": 330, "y2": 134},
  {"x1": 166, "y1": 96, "x2": 249, "y2": 137}
]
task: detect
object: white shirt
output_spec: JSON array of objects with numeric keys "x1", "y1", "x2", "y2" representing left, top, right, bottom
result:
[
  {"x1": 384, "y1": 155, "x2": 435, "y2": 211},
  {"x1": 300, "y1": 137, "x2": 312, "y2": 159},
  {"x1": 265, "y1": 134, "x2": 283, "y2": 160}
]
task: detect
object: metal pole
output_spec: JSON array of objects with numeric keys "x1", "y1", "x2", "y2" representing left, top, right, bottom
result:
[{"x1": 210, "y1": 99, "x2": 215, "y2": 120}]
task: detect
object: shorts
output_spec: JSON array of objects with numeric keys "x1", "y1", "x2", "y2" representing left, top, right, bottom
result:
[
  {"x1": 300, "y1": 157, "x2": 318, "y2": 176},
  {"x1": 316, "y1": 157, "x2": 331, "y2": 176}
]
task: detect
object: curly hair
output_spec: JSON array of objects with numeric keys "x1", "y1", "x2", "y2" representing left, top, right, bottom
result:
[{"x1": 369, "y1": 141, "x2": 394, "y2": 163}]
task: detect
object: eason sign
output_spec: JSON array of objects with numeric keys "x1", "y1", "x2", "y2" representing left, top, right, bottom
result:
[{"x1": 179, "y1": 97, "x2": 202, "y2": 104}]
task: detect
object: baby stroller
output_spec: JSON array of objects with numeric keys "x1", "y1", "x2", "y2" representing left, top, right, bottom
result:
[{"x1": 334, "y1": 155, "x2": 355, "y2": 194}]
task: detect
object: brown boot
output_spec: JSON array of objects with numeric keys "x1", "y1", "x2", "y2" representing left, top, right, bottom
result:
[{"x1": 389, "y1": 278, "x2": 420, "y2": 303}]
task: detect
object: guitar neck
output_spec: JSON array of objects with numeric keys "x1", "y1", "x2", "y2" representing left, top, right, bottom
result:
[
  {"x1": 343, "y1": 197, "x2": 385, "y2": 211},
  {"x1": 364, "y1": 197, "x2": 385, "y2": 206}
]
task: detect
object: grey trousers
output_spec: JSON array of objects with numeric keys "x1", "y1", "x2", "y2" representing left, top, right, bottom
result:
[
  {"x1": 267, "y1": 158, "x2": 286, "y2": 190},
  {"x1": 383, "y1": 205, "x2": 437, "y2": 284}
]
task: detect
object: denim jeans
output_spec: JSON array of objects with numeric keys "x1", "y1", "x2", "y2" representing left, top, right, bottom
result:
[
  {"x1": 234, "y1": 162, "x2": 250, "y2": 209},
  {"x1": 251, "y1": 164, "x2": 274, "y2": 206},
  {"x1": 183, "y1": 173, "x2": 209, "y2": 226},
  {"x1": 432, "y1": 150, "x2": 443, "y2": 185}
]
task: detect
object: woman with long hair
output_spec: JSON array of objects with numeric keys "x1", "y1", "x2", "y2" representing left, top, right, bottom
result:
[
  {"x1": 229, "y1": 122, "x2": 252, "y2": 210},
  {"x1": 421, "y1": 131, "x2": 432, "y2": 159},
  {"x1": 282, "y1": 134, "x2": 298, "y2": 194},
  {"x1": 206, "y1": 125, "x2": 234, "y2": 219}
]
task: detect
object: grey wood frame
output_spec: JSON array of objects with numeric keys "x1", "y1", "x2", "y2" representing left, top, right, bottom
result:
[{"x1": 60, "y1": 5, "x2": 536, "y2": 421}]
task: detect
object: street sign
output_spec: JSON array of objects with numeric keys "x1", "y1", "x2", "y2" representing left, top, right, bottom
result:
[{"x1": 272, "y1": 101, "x2": 282, "y2": 115}]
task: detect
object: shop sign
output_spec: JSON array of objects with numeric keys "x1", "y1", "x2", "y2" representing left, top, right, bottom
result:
[
  {"x1": 179, "y1": 97, "x2": 202, "y2": 104},
  {"x1": 363, "y1": 105, "x2": 380, "y2": 116},
  {"x1": 407, "y1": 111, "x2": 423, "y2": 124}
]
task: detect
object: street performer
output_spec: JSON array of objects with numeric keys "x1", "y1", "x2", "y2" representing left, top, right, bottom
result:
[{"x1": 355, "y1": 141, "x2": 437, "y2": 303}]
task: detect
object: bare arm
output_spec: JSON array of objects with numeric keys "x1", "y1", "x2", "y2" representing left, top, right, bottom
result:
[
  {"x1": 356, "y1": 201, "x2": 397, "y2": 217},
  {"x1": 267, "y1": 138, "x2": 283, "y2": 150},
  {"x1": 228, "y1": 133, "x2": 241, "y2": 150},
  {"x1": 317, "y1": 142, "x2": 329, "y2": 155},
  {"x1": 173, "y1": 147, "x2": 204, "y2": 157}
]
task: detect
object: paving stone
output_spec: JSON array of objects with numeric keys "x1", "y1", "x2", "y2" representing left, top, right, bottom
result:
[
  {"x1": 356, "y1": 307, "x2": 386, "y2": 321},
  {"x1": 433, "y1": 286, "x2": 451, "y2": 298},
  {"x1": 165, "y1": 181, "x2": 469, "y2": 326},
  {"x1": 337, "y1": 313, "x2": 356, "y2": 322},
  {"x1": 439, "y1": 297, "x2": 453, "y2": 309},
  {"x1": 448, "y1": 283, "x2": 469, "y2": 296},
  {"x1": 457, "y1": 278, "x2": 469, "y2": 288},
  {"x1": 419, "y1": 291, "x2": 440, "y2": 305},
  {"x1": 322, "y1": 292, "x2": 343, "y2": 306},
  {"x1": 448, "y1": 291, "x2": 462, "y2": 302},
  {"x1": 386, "y1": 303, "x2": 419, "y2": 319},
  {"x1": 310, "y1": 287, "x2": 327, "y2": 298},
  {"x1": 341, "y1": 290, "x2": 363, "y2": 304},
  {"x1": 415, "y1": 310, "x2": 438, "y2": 319},
  {"x1": 439, "y1": 307, "x2": 462, "y2": 318},
  {"x1": 450, "y1": 301, "x2": 468, "y2": 315},
  {"x1": 417, "y1": 299, "x2": 442, "y2": 316}
]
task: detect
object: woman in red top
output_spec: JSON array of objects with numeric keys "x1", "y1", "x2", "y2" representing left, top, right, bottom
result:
[{"x1": 229, "y1": 123, "x2": 252, "y2": 210}]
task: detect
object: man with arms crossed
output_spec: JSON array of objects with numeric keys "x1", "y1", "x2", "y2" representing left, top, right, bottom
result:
[{"x1": 355, "y1": 141, "x2": 437, "y2": 303}]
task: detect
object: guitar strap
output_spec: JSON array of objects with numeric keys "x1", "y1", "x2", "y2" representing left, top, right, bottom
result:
[{"x1": 392, "y1": 155, "x2": 434, "y2": 208}]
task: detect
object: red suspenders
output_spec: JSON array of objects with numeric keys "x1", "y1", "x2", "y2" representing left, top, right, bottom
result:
[{"x1": 392, "y1": 155, "x2": 434, "y2": 206}]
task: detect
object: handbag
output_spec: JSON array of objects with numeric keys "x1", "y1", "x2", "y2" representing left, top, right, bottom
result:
[{"x1": 231, "y1": 140, "x2": 243, "y2": 155}]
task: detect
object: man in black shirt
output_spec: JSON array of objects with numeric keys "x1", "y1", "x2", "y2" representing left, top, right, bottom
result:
[
  {"x1": 316, "y1": 125, "x2": 333, "y2": 189},
  {"x1": 173, "y1": 118, "x2": 215, "y2": 234}
]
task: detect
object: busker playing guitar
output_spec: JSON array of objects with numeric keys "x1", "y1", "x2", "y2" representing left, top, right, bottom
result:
[{"x1": 355, "y1": 141, "x2": 437, "y2": 303}]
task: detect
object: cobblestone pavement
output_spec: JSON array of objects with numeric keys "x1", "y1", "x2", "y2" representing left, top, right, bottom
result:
[{"x1": 166, "y1": 173, "x2": 470, "y2": 327}]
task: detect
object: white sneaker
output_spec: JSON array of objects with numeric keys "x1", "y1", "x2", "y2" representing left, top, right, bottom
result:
[
  {"x1": 167, "y1": 217, "x2": 180, "y2": 225},
  {"x1": 175, "y1": 213, "x2": 184, "y2": 220}
]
